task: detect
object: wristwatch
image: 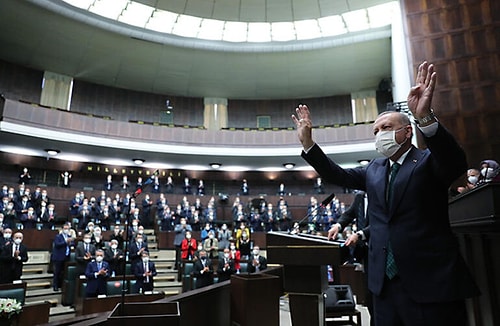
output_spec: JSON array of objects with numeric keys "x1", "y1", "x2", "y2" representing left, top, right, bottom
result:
[{"x1": 414, "y1": 110, "x2": 435, "y2": 125}]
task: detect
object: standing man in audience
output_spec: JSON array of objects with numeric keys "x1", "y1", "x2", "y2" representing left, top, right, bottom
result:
[
  {"x1": 85, "y1": 249, "x2": 110, "y2": 297},
  {"x1": 134, "y1": 251, "x2": 157, "y2": 293},
  {"x1": 292, "y1": 61, "x2": 479, "y2": 325},
  {"x1": 193, "y1": 250, "x2": 213, "y2": 289},
  {"x1": 75, "y1": 233, "x2": 96, "y2": 276},
  {"x1": 104, "y1": 239, "x2": 125, "y2": 276},
  {"x1": 51, "y1": 223, "x2": 74, "y2": 291},
  {"x1": 248, "y1": 246, "x2": 267, "y2": 273},
  {"x1": 0, "y1": 232, "x2": 28, "y2": 283},
  {"x1": 217, "y1": 248, "x2": 235, "y2": 282}
]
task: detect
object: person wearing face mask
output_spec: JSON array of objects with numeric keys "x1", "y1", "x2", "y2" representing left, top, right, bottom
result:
[
  {"x1": 109, "y1": 225, "x2": 125, "y2": 249},
  {"x1": 193, "y1": 250, "x2": 213, "y2": 289},
  {"x1": 76, "y1": 233, "x2": 96, "y2": 276},
  {"x1": 85, "y1": 249, "x2": 110, "y2": 297},
  {"x1": 203, "y1": 230, "x2": 219, "y2": 259},
  {"x1": 51, "y1": 223, "x2": 74, "y2": 291},
  {"x1": 173, "y1": 217, "x2": 192, "y2": 270},
  {"x1": 217, "y1": 223, "x2": 232, "y2": 250},
  {"x1": 228, "y1": 240, "x2": 241, "y2": 273},
  {"x1": 456, "y1": 168, "x2": 481, "y2": 194},
  {"x1": 92, "y1": 226, "x2": 105, "y2": 250},
  {"x1": 181, "y1": 231, "x2": 197, "y2": 261},
  {"x1": 248, "y1": 246, "x2": 267, "y2": 273},
  {"x1": 292, "y1": 61, "x2": 479, "y2": 326},
  {"x1": 104, "y1": 239, "x2": 125, "y2": 276},
  {"x1": 134, "y1": 251, "x2": 157, "y2": 293},
  {"x1": 129, "y1": 233, "x2": 148, "y2": 274},
  {"x1": 0, "y1": 232, "x2": 28, "y2": 284},
  {"x1": 217, "y1": 248, "x2": 235, "y2": 282},
  {"x1": 478, "y1": 159, "x2": 500, "y2": 184}
]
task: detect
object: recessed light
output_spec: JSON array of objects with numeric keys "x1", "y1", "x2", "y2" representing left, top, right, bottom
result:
[
  {"x1": 210, "y1": 163, "x2": 222, "y2": 169},
  {"x1": 358, "y1": 159, "x2": 370, "y2": 166},
  {"x1": 133, "y1": 159, "x2": 145, "y2": 165},
  {"x1": 283, "y1": 163, "x2": 296, "y2": 169},
  {"x1": 45, "y1": 149, "x2": 60, "y2": 156}
]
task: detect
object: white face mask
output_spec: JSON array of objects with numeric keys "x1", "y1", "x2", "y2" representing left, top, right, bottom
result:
[
  {"x1": 253, "y1": 250, "x2": 259, "y2": 256},
  {"x1": 142, "y1": 257, "x2": 149, "y2": 263},
  {"x1": 111, "y1": 244, "x2": 118, "y2": 249},
  {"x1": 3, "y1": 233, "x2": 11, "y2": 239},
  {"x1": 468, "y1": 176, "x2": 479, "y2": 185},
  {"x1": 481, "y1": 167, "x2": 496, "y2": 180},
  {"x1": 84, "y1": 238, "x2": 91, "y2": 244},
  {"x1": 14, "y1": 238, "x2": 22, "y2": 245},
  {"x1": 224, "y1": 253, "x2": 230, "y2": 258},
  {"x1": 95, "y1": 256, "x2": 103, "y2": 262},
  {"x1": 375, "y1": 127, "x2": 407, "y2": 158}
]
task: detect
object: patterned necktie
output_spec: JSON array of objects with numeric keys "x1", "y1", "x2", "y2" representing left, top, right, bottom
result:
[{"x1": 385, "y1": 162, "x2": 400, "y2": 279}]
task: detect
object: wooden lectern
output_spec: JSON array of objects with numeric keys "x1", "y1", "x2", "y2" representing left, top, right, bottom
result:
[
  {"x1": 266, "y1": 232, "x2": 342, "y2": 326},
  {"x1": 448, "y1": 183, "x2": 500, "y2": 326}
]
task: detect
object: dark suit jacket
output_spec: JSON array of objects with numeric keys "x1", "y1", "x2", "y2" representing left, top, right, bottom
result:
[
  {"x1": 51, "y1": 233, "x2": 72, "y2": 262},
  {"x1": 134, "y1": 260, "x2": 157, "y2": 292},
  {"x1": 85, "y1": 260, "x2": 110, "y2": 296},
  {"x1": 75, "y1": 242, "x2": 96, "y2": 275},
  {"x1": 104, "y1": 247, "x2": 125, "y2": 276},
  {"x1": 217, "y1": 258, "x2": 235, "y2": 282},
  {"x1": 193, "y1": 258, "x2": 214, "y2": 288},
  {"x1": 248, "y1": 255, "x2": 267, "y2": 273},
  {"x1": 0, "y1": 243, "x2": 28, "y2": 282},
  {"x1": 302, "y1": 124, "x2": 479, "y2": 303}
]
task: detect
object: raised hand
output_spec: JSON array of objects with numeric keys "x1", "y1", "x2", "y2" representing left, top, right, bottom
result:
[
  {"x1": 291, "y1": 104, "x2": 314, "y2": 150},
  {"x1": 407, "y1": 61, "x2": 437, "y2": 119}
]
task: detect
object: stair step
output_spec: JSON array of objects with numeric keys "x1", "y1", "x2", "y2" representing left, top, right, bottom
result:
[
  {"x1": 27, "y1": 281, "x2": 52, "y2": 289},
  {"x1": 27, "y1": 298, "x2": 58, "y2": 307},
  {"x1": 21, "y1": 272, "x2": 53, "y2": 280},
  {"x1": 23, "y1": 267, "x2": 44, "y2": 274},
  {"x1": 153, "y1": 281, "x2": 182, "y2": 287},
  {"x1": 50, "y1": 304, "x2": 76, "y2": 317},
  {"x1": 154, "y1": 274, "x2": 177, "y2": 282}
]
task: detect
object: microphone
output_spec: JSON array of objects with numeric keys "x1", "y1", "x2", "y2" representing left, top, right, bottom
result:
[{"x1": 293, "y1": 193, "x2": 335, "y2": 232}]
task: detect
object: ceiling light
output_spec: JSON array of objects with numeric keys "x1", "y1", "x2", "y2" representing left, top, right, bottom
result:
[
  {"x1": 133, "y1": 159, "x2": 145, "y2": 165},
  {"x1": 283, "y1": 163, "x2": 296, "y2": 169},
  {"x1": 358, "y1": 159, "x2": 370, "y2": 166},
  {"x1": 210, "y1": 163, "x2": 222, "y2": 169},
  {"x1": 45, "y1": 149, "x2": 60, "y2": 156}
]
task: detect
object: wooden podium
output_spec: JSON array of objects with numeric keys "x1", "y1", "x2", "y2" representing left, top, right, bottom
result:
[
  {"x1": 448, "y1": 183, "x2": 500, "y2": 326},
  {"x1": 266, "y1": 232, "x2": 342, "y2": 326}
]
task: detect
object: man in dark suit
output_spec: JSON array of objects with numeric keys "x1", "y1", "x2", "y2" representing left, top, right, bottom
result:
[
  {"x1": 134, "y1": 251, "x2": 157, "y2": 293},
  {"x1": 193, "y1": 250, "x2": 213, "y2": 289},
  {"x1": 51, "y1": 223, "x2": 74, "y2": 291},
  {"x1": 75, "y1": 233, "x2": 96, "y2": 276},
  {"x1": 85, "y1": 249, "x2": 110, "y2": 297},
  {"x1": 104, "y1": 239, "x2": 125, "y2": 276},
  {"x1": 292, "y1": 61, "x2": 479, "y2": 326},
  {"x1": 0, "y1": 232, "x2": 28, "y2": 283},
  {"x1": 248, "y1": 246, "x2": 267, "y2": 273},
  {"x1": 129, "y1": 233, "x2": 148, "y2": 274},
  {"x1": 217, "y1": 248, "x2": 235, "y2": 282}
]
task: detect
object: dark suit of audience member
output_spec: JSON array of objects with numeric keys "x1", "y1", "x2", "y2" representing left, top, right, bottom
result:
[
  {"x1": 193, "y1": 251, "x2": 213, "y2": 289},
  {"x1": 51, "y1": 226, "x2": 73, "y2": 291},
  {"x1": 0, "y1": 234, "x2": 28, "y2": 284},
  {"x1": 85, "y1": 254, "x2": 110, "y2": 297},
  {"x1": 217, "y1": 250, "x2": 235, "y2": 282},
  {"x1": 75, "y1": 237, "x2": 96, "y2": 276},
  {"x1": 104, "y1": 241, "x2": 125, "y2": 276},
  {"x1": 134, "y1": 254, "x2": 157, "y2": 293},
  {"x1": 248, "y1": 247, "x2": 267, "y2": 273},
  {"x1": 129, "y1": 235, "x2": 148, "y2": 273}
]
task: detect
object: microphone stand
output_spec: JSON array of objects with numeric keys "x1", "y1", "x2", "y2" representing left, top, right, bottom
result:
[{"x1": 120, "y1": 177, "x2": 151, "y2": 315}]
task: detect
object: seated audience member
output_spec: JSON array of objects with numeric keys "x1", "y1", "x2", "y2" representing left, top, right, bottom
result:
[
  {"x1": 134, "y1": 251, "x2": 157, "y2": 293},
  {"x1": 85, "y1": 249, "x2": 110, "y2": 298},
  {"x1": 0, "y1": 232, "x2": 28, "y2": 283},
  {"x1": 248, "y1": 246, "x2": 267, "y2": 273},
  {"x1": 76, "y1": 233, "x2": 96, "y2": 276},
  {"x1": 478, "y1": 159, "x2": 500, "y2": 184},
  {"x1": 217, "y1": 223, "x2": 232, "y2": 250},
  {"x1": 129, "y1": 233, "x2": 148, "y2": 273},
  {"x1": 203, "y1": 230, "x2": 219, "y2": 259},
  {"x1": 51, "y1": 223, "x2": 74, "y2": 291},
  {"x1": 181, "y1": 231, "x2": 197, "y2": 261},
  {"x1": 457, "y1": 168, "x2": 481, "y2": 193},
  {"x1": 229, "y1": 240, "x2": 241, "y2": 273},
  {"x1": 104, "y1": 239, "x2": 125, "y2": 276},
  {"x1": 193, "y1": 250, "x2": 213, "y2": 289},
  {"x1": 217, "y1": 248, "x2": 235, "y2": 282}
]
